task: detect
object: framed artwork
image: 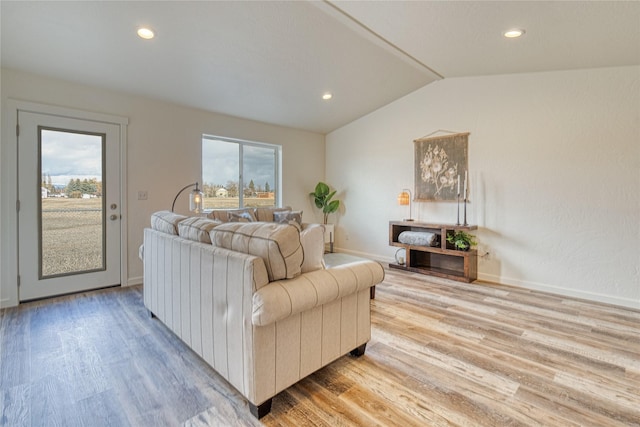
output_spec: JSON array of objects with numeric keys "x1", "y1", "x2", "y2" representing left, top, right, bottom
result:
[{"x1": 414, "y1": 132, "x2": 469, "y2": 201}]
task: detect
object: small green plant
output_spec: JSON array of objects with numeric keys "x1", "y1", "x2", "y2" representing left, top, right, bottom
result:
[
  {"x1": 310, "y1": 182, "x2": 340, "y2": 224},
  {"x1": 446, "y1": 230, "x2": 477, "y2": 251}
]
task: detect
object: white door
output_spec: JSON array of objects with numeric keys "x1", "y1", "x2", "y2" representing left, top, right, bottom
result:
[{"x1": 17, "y1": 110, "x2": 122, "y2": 300}]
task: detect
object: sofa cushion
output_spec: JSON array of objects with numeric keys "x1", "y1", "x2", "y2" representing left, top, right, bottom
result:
[
  {"x1": 228, "y1": 209, "x2": 257, "y2": 223},
  {"x1": 177, "y1": 217, "x2": 222, "y2": 243},
  {"x1": 210, "y1": 222, "x2": 303, "y2": 281},
  {"x1": 150, "y1": 210, "x2": 187, "y2": 235},
  {"x1": 300, "y1": 224, "x2": 325, "y2": 273}
]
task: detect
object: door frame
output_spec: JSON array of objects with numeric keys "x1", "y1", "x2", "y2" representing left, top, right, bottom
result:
[{"x1": 2, "y1": 100, "x2": 128, "y2": 307}]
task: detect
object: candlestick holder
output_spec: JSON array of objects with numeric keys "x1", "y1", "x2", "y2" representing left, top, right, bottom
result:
[
  {"x1": 456, "y1": 193, "x2": 461, "y2": 225},
  {"x1": 463, "y1": 197, "x2": 468, "y2": 226}
]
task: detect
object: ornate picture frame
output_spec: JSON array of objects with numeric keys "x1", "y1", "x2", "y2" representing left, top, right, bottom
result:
[{"x1": 414, "y1": 132, "x2": 469, "y2": 201}]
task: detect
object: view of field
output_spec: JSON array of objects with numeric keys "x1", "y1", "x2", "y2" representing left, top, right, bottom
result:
[
  {"x1": 41, "y1": 198, "x2": 103, "y2": 277},
  {"x1": 202, "y1": 196, "x2": 275, "y2": 209}
]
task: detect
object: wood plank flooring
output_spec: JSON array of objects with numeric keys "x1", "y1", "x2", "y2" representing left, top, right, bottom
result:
[{"x1": 1, "y1": 268, "x2": 638, "y2": 426}]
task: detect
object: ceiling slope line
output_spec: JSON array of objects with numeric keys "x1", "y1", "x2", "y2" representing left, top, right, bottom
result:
[{"x1": 322, "y1": 0, "x2": 445, "y2": 80}]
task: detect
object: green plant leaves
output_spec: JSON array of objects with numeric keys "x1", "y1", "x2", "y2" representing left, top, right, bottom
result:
[
  {"x1": 324, "y1": 199, "x2": 339, "y2": 214},
  {"x1": 446, "y1": 230, "x2": 477, "y2": 249},
  {"x1": 310, "y1": 182, "x2": 341, "y2": 224}
]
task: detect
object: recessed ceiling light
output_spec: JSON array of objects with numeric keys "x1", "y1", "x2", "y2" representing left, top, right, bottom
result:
[
  {"x1": 137, "y1": 27, "x2": 155, "y2": 40},
  {"x1": 503, "y1": 29, "x2": 525, "y2": 38},
  {"x1": 322, "y1": 93, "x2": 333, "y2": 100}
]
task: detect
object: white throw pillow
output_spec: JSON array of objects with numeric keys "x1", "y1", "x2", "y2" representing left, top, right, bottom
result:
[{"x1": 300, "y1": 224, "x2": 326, "y2": 273}]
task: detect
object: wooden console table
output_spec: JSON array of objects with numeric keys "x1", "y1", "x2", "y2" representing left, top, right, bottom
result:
[{"x1": 389, "y1": 221, "x2": 477, "y2": 283}]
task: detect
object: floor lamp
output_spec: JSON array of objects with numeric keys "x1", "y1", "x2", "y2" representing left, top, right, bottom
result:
[{"x1": 172, "y1": 182, "x2": 204, "y2": 213}]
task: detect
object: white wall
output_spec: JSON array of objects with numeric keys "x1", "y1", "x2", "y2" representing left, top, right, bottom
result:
[
  {"x1": 1, "y1": 68, "x2": 325, "y2": 308},
  {"x1": 327, "y1": 66, "x2": 640, "y2": 309}
]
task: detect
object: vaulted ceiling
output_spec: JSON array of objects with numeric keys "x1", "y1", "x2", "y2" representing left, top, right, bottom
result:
[{"x1": 2, "y1": 1, "x2": 639, "y2": 134}]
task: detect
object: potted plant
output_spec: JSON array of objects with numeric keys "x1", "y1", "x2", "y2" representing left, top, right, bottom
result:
[
  {"x1": 446, "y1": 230, "x2": 477, "y2": 251},
  {"x1": 309, "y1": 182, "x2": 340, "y2": 225}
]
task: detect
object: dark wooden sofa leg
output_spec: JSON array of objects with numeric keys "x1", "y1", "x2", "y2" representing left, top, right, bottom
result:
[
  {"x1": 350, "y1": 343, "x2": 367, "y2": 357},
  {"x1": 370, "y1": 286, "x2": 376, "y2": 299},
  {"x1": 149, "y1": 310, "x2": 155, "y2": 318},
  {"x1": 249, "y1": 398, "x2": 272, "y2": 418}
]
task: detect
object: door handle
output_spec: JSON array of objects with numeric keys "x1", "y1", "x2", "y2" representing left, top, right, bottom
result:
[{"x1": 110, "y1": 214, "x2": 119, "y2": 221}]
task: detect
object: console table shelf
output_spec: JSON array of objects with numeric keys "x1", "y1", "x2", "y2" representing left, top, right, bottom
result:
[{"x1": 389, "y1": 221, "x2": 477, "y2": 283}]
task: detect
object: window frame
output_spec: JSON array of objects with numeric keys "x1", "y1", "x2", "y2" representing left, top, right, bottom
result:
[{"x1": 201, "y1": 134, "x2": 282, "y2": 209}]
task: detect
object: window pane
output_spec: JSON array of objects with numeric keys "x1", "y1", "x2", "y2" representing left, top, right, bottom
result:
[
  {"x1": 243, "y1": 145, "x2": 276, "y2": 208},
  {"x1": 40, "y1": 129, "x2": 105, "y2": 278},
  {"x1": 202, "y1": 138, "x2": 240, "y2": 209},
  {"x1": 202, "y1": 136, "x2": 279, "y2": 210}
]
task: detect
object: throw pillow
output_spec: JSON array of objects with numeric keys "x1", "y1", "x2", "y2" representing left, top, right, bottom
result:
[
  {"x1": 300, "y1": 224, "x2": 326, "y2": 273},
  {"x1": 254, "y1": 206, "x2": 292, "y2": 222},
  {"x1": 273, "y1": 210, "x2": 303, "y2": 230},
  {"x1": 228, "y1": 209, "x2": 257, "y2": 223}
]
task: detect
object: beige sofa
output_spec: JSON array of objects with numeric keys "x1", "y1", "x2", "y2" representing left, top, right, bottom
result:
[{"x1": 142, "y1": 209, "x2": 384, "y2": 417}]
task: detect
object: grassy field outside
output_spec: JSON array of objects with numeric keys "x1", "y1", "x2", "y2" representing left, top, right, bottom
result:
[
  {"x1": 41, "y1": 198, "x2": 103, "y2": 276},
  {"x1": 202, "y1": 196, "x2": 275, "y2": 209}
]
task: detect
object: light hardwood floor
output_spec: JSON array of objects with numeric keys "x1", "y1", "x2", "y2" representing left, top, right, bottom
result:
[{"x1": 1, "y1": 268, "x2": 638, "y2": 426}]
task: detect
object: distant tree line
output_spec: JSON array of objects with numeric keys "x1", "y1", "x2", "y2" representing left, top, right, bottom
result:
[
  {"x1": 65, "y1": 178, "x2": 102, "y2": 198},
  {"x1": 203, "y1": 179, "x2": 271, "y2": 198},
  {"x1": 42, "y1": 174, "x2": 102, "y2": 198}
]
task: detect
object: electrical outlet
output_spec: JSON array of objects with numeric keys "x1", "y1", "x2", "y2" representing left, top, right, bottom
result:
[
  {"x1": 137, "y1": 190, "x2": 148, "y2": 200},
  {"x1": 478, "y1": 245, "x2": 491, "y2": 260}
]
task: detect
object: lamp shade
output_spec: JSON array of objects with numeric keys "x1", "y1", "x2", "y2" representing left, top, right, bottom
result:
[
  {"x1": 189, "y1": 187, "x2": 204, "y2": 213},
  {"x1": 397, "y1": 188, "x2": 414, "y2": 221},
  {"x1": 397, "y1": 191, "x2": 410, "y2": 206}
]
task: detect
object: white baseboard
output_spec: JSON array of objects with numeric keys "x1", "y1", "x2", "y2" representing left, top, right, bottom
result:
[
  {"x1": 478, "y1": 272, "x2": 639, "y2": 310},
  {"x1": 331, "y1": 248, "x2": 394, "y2": 265},
  {"x1": 126, "y1": 276, "x2": 143, "y2": 287},
  {"x1": 0, "y1": 297, "x2": 17, "y2": 309}
]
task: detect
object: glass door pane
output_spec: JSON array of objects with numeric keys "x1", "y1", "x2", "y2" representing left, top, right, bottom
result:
[{"x1": 39, "y1": 128, "x2": 105, "y2": 278}]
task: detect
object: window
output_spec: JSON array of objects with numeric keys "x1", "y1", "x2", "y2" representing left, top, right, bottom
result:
[{"x1": 202, "y1": 135, "x2": 281, "y2": 209}]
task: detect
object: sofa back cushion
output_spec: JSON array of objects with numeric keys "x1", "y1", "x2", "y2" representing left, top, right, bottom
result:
[
  {"x1": 177, "y1": 217, "x2": 222, "y2": 243},
  {"x1": 210, "y1": 222, "x2": 303, "y2": 281},
  {"x1": 150, "y1": 210, "x2": 187, "y2": 235}
]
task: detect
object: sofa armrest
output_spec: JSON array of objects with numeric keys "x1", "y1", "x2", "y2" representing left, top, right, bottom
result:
[{"x1": 251, "y1": 259, "x2": 384, "y2": 326}]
